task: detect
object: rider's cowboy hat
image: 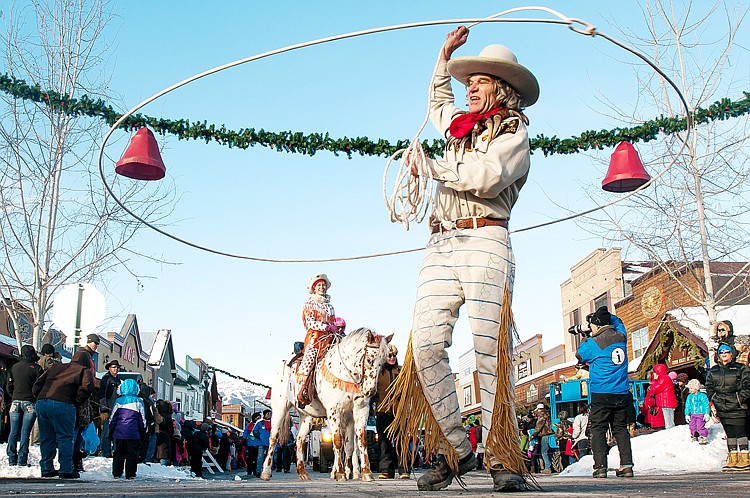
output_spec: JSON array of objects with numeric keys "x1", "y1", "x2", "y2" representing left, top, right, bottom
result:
[
  {"x1": 307, "y1": 274, "x2": 331, "y2": 294},
  {"x1": 447, "y1": 44, "x2": 539, "y2": 107}
]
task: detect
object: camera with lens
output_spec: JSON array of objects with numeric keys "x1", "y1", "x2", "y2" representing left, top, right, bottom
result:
[{"x1": 567, "y1": 312, "x2": 594, "y2": 337}]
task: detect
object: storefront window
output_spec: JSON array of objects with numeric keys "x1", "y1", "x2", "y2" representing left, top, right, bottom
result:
[{"x1": 632, "y1": 327, "x2": 649, "y2": 358}]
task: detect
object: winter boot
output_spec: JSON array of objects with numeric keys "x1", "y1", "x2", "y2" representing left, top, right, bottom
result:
[
  {"x1": 73, "y1": 452, "x2": 84, "y2": 472},
  {"x1": 698, "y1": 436, "x2": 708, "y2": 445},
  {"x1": 615, "y1": 465, "x2": 634, "y2": 477},
  {"x1": 722, "y1": 451, "x2": 739, "y2": 472},
  {"x1": 592, "y1": 466, "x2": 607, "y2": 478},
  {"x1": 736, "y1": 451, "x2": 750, "y2": 471}
]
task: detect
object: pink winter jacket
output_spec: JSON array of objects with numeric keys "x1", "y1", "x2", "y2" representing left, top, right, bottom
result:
[{"x1": 650, "y1": 364, "x2": 678, "y2": 409}]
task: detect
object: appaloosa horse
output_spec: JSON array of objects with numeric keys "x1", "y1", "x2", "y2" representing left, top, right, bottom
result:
[{"x1": 261, "y1": 327, "x2": 392, "y2": 481}]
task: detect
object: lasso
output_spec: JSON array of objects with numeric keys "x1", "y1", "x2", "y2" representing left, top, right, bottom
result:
[{"x1": 99, "y1": 7, "x2": 691, "y2": 261}]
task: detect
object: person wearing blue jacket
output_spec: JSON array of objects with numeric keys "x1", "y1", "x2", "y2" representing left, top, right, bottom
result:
[
  {"x1": 684, "y1": 379, "x2": 710, "y2": 445},
  {"x1": 576, "y1": 306, "x2": 633, "y2": 479},
  {"x1": 109, "y1": 378, "x2": 146, "y2": 479},
  {"x1": 243, "y1": 412, "x2": 262, "y2": 477},
  {"x1": 252, "y1": 409, "x2": 272, "y2": 476}
]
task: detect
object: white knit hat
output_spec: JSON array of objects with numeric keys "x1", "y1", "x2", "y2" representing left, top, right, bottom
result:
[{"x1": 686, "y1": 379, "x2": 701, "y2": 391}]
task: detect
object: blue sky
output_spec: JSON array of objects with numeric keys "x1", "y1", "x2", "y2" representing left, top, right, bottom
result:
[{"x1": 83, "y1": 1, "x2": 747, "y2": 385}]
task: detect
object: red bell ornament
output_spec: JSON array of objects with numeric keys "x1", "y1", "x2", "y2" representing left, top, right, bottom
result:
[
  {"x1": 601, "y1": 141, "x2": 650, "y2": 193},
  {"x1": 115, "y1": 127, "x2": 166, "y2": 181}
]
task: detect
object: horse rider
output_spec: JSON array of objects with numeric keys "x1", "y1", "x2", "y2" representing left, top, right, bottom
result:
[{"x1": 296, "y1": 274, "x2": 338, "y2": 407}]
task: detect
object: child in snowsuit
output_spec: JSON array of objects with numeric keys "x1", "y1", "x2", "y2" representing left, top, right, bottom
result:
[
  {"x1": 109, "y1": 378, "x2": 146, "y2": 479},
  {"x1": 684, "y1": 378, "x2": 710, "y2": 445}
]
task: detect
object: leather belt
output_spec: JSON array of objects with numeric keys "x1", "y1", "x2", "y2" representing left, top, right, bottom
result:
[{"x1": 431, "y1": 217, "x2": 508, "y2": 234}]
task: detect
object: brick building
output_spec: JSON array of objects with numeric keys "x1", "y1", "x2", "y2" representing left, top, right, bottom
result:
[{"x1": 511, "y1": 335, "x2": 573, "y2": 413}]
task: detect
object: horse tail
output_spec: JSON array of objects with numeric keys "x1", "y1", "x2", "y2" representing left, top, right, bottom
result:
[{"x1": 277, "y1": 414, "x2": 291, "y2": 445}]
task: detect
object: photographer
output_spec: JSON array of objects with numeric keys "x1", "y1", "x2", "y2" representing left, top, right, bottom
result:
[{"x1": 575, "y1": 306, "x2": 634, "y2": 479}]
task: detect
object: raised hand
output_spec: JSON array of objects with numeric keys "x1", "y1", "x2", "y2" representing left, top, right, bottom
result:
[{"x1": 442, "y1": 26, "x2": 469, "y2": 61}]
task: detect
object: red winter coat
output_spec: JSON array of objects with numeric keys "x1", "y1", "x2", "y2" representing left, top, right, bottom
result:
[
  {"x1": 650, "y1": 364, "x2": 678, "y2": 409},
  {"x1": 642, "y1": 386, "x2": 665, "y2": 429},
  {"x1": 468, "y1": 426, "x2": 478, "y2": 452}
]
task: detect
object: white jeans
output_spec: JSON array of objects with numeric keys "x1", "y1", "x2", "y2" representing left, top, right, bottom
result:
[
  {"x1": 662, "y1": 408, "x2": 675, "y2": 429},
  {"x1": 410, "y1": 226, "x2": 514, "y2": 460}
]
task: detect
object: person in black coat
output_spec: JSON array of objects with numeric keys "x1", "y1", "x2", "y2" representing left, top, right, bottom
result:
[
  {"x1": 6, "y1": 345, "x2": 40, "y2": 466},
  {"x1": 137, "y1": 383, "x2": 156, "y2": 463},
  {"x1": 706, "y1": 343, "x2": 750, "y2": 472},
  {"x1": 216, "y1": 429, "x2": 231, "y2": 470},
  {"x1": 185, "y1": 421, "x2": 209, "y2": 478}
]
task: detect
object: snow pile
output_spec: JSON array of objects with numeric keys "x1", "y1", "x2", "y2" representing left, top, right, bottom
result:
[
  {"x1": 560, "y1": 423, "x2": 728, "y2": 476},
  {"x1": 0, "y1": 443, "x2": 199, "y2": 480}
]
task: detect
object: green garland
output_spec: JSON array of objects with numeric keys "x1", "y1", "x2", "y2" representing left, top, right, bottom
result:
[
  {"x1": 207, "y1": 365, "x2": 271, "y2": 390},
  {"x1": 1, "y1": 73, "x2": 748, "y2": 159},
  {"x1": 637, "y1": 323, "x2": 705, "y2": 379}
]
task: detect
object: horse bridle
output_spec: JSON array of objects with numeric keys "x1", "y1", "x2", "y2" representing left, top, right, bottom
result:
[{"x1": 331, "y1": 335, "x2": 383, "y2": 395}]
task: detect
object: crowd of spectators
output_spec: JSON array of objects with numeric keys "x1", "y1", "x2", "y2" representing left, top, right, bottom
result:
[{"x1": 0, "y1": 335, "x2": 280, "y2": 480}]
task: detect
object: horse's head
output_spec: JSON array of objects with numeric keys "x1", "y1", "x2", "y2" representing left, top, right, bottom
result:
[
  {"x1": 358, "y1": 329, "x2": 393, "y2": 398},
  {"x1": 323, "y1": 328, "x2": 393, "y2": 399}
]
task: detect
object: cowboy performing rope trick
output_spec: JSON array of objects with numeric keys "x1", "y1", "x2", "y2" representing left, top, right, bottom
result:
[
  {"x1": 381, "y1": 24, "x2": 538, "y2": 493},
  {"x1": 95, "y1": 6, "x2": 692, "y2": 494}
]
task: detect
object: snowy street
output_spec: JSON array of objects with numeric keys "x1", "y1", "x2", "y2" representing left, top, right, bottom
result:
[{"x1": 2, "y1": 423, "x2": 750, "y2": 496}]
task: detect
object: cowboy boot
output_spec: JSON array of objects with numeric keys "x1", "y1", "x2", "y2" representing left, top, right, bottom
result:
[
  {"x1": 297, "y1": 374, "x2": 314, "y2": 408},
  {"x1": 491, "y1": 469, "x2": 525, "y2": 491},
  {"x1": 416, "y1": 453, "x2": 476, "y2": 491}
]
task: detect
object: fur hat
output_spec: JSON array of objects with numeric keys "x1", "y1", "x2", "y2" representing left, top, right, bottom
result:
[
  {"x1": 307, "y1": 274, "x2": 331, "y2": 294},
  {"x1": 676, "y1": 373, "x2": 689, "y2": 383},
  {"x1": 686, "y1": 379, "x2": 701, "y2": 391},
  {"x1": 588, "y1": 306, "x2": 611, "y2": 327},
  {"x1": 447, "y1": 44, "x2": 539, "y2": 107},
  {"x1": 388, "y1": 345, "x2": 398, "y2": 356}
]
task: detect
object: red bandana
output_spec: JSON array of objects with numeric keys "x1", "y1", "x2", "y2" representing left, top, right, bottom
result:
[{"x1": 449, "y1": 108, "x2": 505, "y2": 139}]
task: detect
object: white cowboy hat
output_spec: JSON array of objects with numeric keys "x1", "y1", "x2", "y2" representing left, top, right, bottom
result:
[
  {"x1": 307, "y1": 274, "x2": 331, "y2": 294},
  {"x1": 447, "y1": 44, "x2": 540, "y2": 107}
]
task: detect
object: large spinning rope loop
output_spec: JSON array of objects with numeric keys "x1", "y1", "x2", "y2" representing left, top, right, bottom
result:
[{"x1": 98, "y1": 6, "x2": 692, "y2": 263}]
